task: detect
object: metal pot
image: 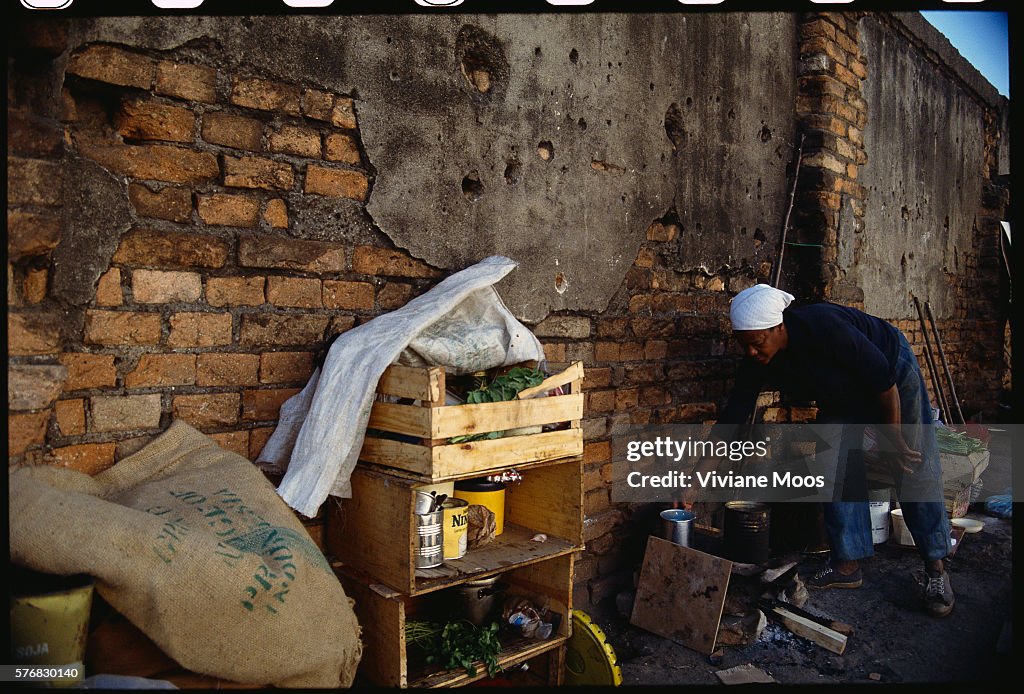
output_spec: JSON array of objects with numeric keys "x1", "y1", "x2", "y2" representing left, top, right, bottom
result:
[{"x1": 451, "y1": 575, "x2": 507, "y2": 626}]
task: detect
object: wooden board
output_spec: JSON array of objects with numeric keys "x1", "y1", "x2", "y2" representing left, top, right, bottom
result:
[
  {"x1": 764, "y1": 603, "x2": 848, "y2": 655},
  {"x1": 630, "y1": 536, "x2": 733, "y2": 655},
  {"x1": 377, "y1": 364, "x2": 445, "y2": 403},
  {"x1": 360, "y1": 428, "x2": 582, "y2": 479},
  {"x1": 335, "y1": 571, "x2": 408, "y2": 688}
]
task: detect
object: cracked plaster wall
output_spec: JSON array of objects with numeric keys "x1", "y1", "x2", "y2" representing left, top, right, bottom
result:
[{"x1": 70, "y1": 13, "x2": 798, "y2": 323}]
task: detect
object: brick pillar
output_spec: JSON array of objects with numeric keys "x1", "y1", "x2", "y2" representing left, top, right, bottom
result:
[{"x1": 788, "y1": 12, "x2": 869, "y2": 306}]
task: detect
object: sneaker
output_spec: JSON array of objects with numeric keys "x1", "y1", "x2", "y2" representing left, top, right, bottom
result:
[
  {"x1": 808, "y1": 562, "x2": 863, "y2": 589},
  {"x1": 924, "y1": 568, "x2": 955, "y2": 617}
]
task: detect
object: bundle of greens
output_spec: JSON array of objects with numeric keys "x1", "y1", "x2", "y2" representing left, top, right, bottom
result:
[
  {"x1": 936, "y1": 427, "x2": 987, "y2": 455},
  {"x1": 405, "y1": 619, "x2": 502, "y2": 678},
  {"x1": 449, "y1": 367, "x2": 546, "y2": 444}
]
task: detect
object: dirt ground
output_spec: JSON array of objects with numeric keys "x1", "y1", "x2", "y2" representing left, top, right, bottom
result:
[{"x1": 585, "y1": 427, "x2": 1015, "y2": 688}]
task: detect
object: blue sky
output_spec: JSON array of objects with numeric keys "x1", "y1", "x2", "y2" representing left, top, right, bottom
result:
[{"x1": 921, "y1": 11, "x2": 1009, "y2": 98}]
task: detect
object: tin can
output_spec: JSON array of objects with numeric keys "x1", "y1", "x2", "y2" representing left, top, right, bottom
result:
[
  {"x1": 442, "y1": 497, "x2": 470, "y2": 560},
  {"x1": 414, "y1": 509, "x2": 444, "y2": 569}
]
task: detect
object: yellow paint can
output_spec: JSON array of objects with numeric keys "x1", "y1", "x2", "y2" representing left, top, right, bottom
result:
[{"x1": 441, "y1": 497, "x2": 470, "y2": 559}]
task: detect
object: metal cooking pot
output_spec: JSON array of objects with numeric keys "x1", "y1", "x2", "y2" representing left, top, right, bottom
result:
[{"x1": 450, "y1": 575, "x2": 507, "y2": 626}]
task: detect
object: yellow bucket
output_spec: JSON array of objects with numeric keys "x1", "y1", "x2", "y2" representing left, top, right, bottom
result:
[
  {"x1": 441, "y1": 498, "x2": 470, "y2": 560},
  {"x1": 454, "y1": 478, "x2": 506, "y2": 536},
  {"x1": 9, "y1": 570, "x2": 94, "y2": 688}
]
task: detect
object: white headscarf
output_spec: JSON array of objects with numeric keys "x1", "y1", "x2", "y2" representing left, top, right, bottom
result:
[{"x1": 729, "y1": 284, "x2": 795, "y2": 331}]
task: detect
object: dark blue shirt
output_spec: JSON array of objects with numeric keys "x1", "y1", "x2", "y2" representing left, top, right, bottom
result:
[{"x1": 716, "y1": 302, "x2": 903, "y2": 435}]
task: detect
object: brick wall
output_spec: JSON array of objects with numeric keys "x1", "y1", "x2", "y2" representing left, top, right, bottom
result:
[{"x1": 7, "y1": 12, "x2": 1009, "y2": 611}]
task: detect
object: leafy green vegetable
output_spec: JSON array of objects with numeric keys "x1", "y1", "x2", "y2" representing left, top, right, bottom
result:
[
  {"x1": 450, "y1": 368, "x2": 546, "y2": 444},
  {"x1": 936, "y1": 427, "x2": 986, "y2": 454},
  {"x1": 405, "y1": 619, "x2": 503, "y2": 678}
]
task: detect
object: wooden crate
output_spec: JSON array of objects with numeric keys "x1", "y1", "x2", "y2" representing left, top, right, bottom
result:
[
  {"x1": 361, "y1": 361, "x2": 584, "y2": 481},
  {"x1": 327, "y1": 457, "x2": 583, "y2": 596},
  {"x1": 336, "y1": 553, "x2": 575, "y2": 688}
]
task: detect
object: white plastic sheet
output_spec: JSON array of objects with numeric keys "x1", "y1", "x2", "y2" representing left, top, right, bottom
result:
[{"x1": 257, "y1": 255, "x2": 545, "y2": 518}]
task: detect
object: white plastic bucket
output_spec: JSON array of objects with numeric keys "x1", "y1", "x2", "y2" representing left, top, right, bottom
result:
[
  {"x1": 890, "y1": 508, "x2": 915, "y2": 546},
  {"x1": 868, "y1": 487, "x2": 891, "y2": 545}
]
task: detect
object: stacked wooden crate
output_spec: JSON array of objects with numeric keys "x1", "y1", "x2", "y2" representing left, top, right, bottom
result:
[{"x1": 327, "y1": 361, "x2": 586, "y2": 688}]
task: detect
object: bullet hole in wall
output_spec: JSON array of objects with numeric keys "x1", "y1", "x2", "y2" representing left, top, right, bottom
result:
[
  {"x1": 760, "y1": 125, "x2": 773, "y2": 143},
  {"x1": 504, "y1": 158, "x2": 522, "y2": 185},
  {"x1": 578, "y1": 118, "x2": 587, "y2": 131},
  {"x1": 462, "y1": 171, "x2": 483, "y2": 202},
  {"x1": 554, "y1": 272, "x2": 568, "y2": 294},
  {"x1": 569, "y1": 48, "x2": 579, "y2": 64},
  {"x1": 537, "y1": 140, "x2": 554, "y2": 161},
  {"x1": 665, "y1": 102, "x2": 685, "y2": 151},
  {"x1": 457, "y1": 25, "x2": 509, "y2": 98}
]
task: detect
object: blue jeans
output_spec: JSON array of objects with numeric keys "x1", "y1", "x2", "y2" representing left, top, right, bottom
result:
[{"x1": 821, "y1": 333, "x2": 951, "y2": 562}]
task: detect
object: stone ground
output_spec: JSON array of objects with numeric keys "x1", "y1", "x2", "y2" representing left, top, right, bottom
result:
[{"x1": 584, "y1": 426, "x2": 1015, "y2": 689}]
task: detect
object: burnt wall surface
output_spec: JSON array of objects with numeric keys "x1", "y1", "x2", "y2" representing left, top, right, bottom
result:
[{"x1": 7, "y1": 11, "x2": 1010, "y2": 612}]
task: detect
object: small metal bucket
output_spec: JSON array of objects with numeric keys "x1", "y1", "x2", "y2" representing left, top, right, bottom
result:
[
  {"x1": 659, "y1": 508, "x2": 695, "y2": 547},
  {"x1": 414, "y1": 509, "x2": 444, "y2": 569}
]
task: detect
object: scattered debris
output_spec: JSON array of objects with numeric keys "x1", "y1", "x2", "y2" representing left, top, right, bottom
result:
[
  {"x1": 716, "y1": 610, "x2": 768, "y2": 647},
  {"x1": 715, "y1": 663, "x2": 777, "y2": 685},
  {"x1": 869, "y1": 672, "x2": 882, "y2": 681},
  {"x1": 708, "y1": 648, "x2": 725, "y2": 666}
]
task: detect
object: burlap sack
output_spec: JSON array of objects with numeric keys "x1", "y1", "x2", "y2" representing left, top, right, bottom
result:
[{"x1": 9, "y1": 420, "x2": 362, "y2": 688}]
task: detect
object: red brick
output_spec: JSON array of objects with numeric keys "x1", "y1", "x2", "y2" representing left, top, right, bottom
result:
[
  {"x1": 9, "y1": 410, "x2": 50, "y2": 456},
  {"x1": 266, "y1": 276, "x2": 323, "y2": 308},
  {"x1": 83, "y1": 310, "x2": 160, "y2": 347},
  {"x1": 328, "y1": 315, "x2": 357, "y2": 336},
  {"x1": 240, "y1": 314, "x2": 330, "y2": 348},
  {"x1": 209, "y1": 430, "x2": 250, "y2": 458},
  {"x1": 115, "y1": 98, "x2": 195, "y2": 143},
  {"x1": 614, "y1": 388, "x2": 639, "y2": 411},
  {"x1": 77, "y1": 141, "x2": 219, "y2": 184},
  {"x1": 197, "y1": 352, "x2": 260, "y2": 387},
  {"x1": 7, "y1": 108, "x2": 63, "y2": 159},
  {"x1": 196, "y1": 193, "x2": 261, "y2": 226},
  {"x1": 172, "y1": 392, "x2": 240, "y2": 428},
  {"x1": 128, "y1": 184, "x2": 193, "y2": 223},
  {"x1": 238, "y1": 236, "x2": 346, "y2": 273},
  {"x1": 74, "y1": 266, "x2": 124, "y2": 309},
  {"x1": 132, "y1": 269, "x2": 202, "y2": 303},
  {"x1": 231, "y1": 77, "x2": 302, "y2": 115},
  {"x1": 270, "y1": 125, "x2": 322, "y2": 158},
  {"x1": 249, "y1": 426, "x2": 275, "y2": 460},
  {"x1": 533, "y1": 316, "x2": 591, "y2": 339},
  {"x1": 584, "y1": 367, "x2": 612, "y2": 389},
  {"x1": 302, "y1": 88, "x2": 335, "y2": 121},
  {"x1": 55, "y1": 399, "x2": 86, "y2": 436},
  {"x1": 59, "y1": 353, "x2": 117, "y2": 391},
  {"x1": 206, "y1": 276, "x2": 265, "y2": 307},
  {"x1": 352, "y1": 246, "x2": 441, "y2": 279},
  {"x1": 378, "y1": 282, "x2": 414, "y2": 310},
  {"x1": 23, "y1": 269, "x2": 47, "y2": 304},
  {"x1": 263, "y1": 199, "x2": 289, "y2": 229},
  {"x1": 588, "y1": 390, "x2": 615, "y2": 413},
  {"x1": 66, "y1": 44, "x2": 154, "y2": 89},
  {"x1": 167, "y1": 312, "x2": 233, "y2": 348},
  {"x1": 90, "y1": 394, "x2": 162, "y2": 432},
  {"x1": 324, "y1": 133, "x2": 360, "y2": 165},
  {"x1": 322, "y1": 280, "x2": 374, "y2": 310},
  {"x1": 584, "y1": 440, "x2": 612, "y2": 465},
  {"x1": 596, "y1": 318, "x2": 630, "y2": 339},
  {"x1": 48, "y1": 442, "x2": 117, "y2": 475},
  {"x1": 7, "y1": 210, "x2": 62, "y2": 259},
  {"x1": 8, "y1": 311, "x2": 59, "y2": 354},
  {"x1": 543, "y1": 343, "x2": 566, "y2": 362},
  {"x1": 259, "y1": 351, "x2": 315, "y2": 384},
  {"x1": 646, "y1": 222, "x2": 679, "y2": 242},
  {"x1": 125, "y1": 353, "x2": 197, "y2": 388},
  {"x1": 242, "y1": 387, "x2": 301, "y2": 421},
  {"x1": 113, "y1": 229, "x2": 229, "y2": 269},
  {"x1": 332, "y1": 97, "x2": 357, "y2": 129},
  {"x1": 305, "y1": 165, "x2": 369, "y2": 201},
  {"x1": 8, "y1": 157, "x2": 63, "y2": 206},
  {"x1": 201, "y1": 112, "x2": 265, "y2": 151},
  {"x1": 594, "y1": 342, "x2": 620, "y2": 362},
  {"x1": 676, "y1": 402, "x2": 717, "y2": 422},
  {"x1": 223, "y1": 155, "x2": 295, "y2": 191},
  {"x1": 155, "y1": 60, "x2": 218, "y2": 102},
  {"x1": 585, "y1": 488, "x2": 610, "y2": 516},
  {"x1": 640, "y1": 386, "x2": 670, "y2": 407}
]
